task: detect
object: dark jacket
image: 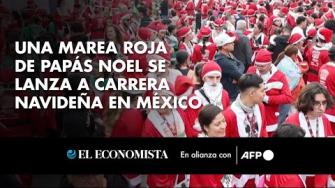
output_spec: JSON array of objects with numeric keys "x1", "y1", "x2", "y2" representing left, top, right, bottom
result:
[
  {"x1": 268, "y1": 35, "x2": 289, "y2": 62},
  {"x1": 233, "y1": 31, "x2": 253, "y2": 70},
  {"x1": 215, "y1": 52, "x2": 245, "y2": 100}
]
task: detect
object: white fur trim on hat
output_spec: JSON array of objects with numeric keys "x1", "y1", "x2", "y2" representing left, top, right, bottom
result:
[
  {"x1": 255, "y1": 61, "x2": 272, "y2": 65},
  {"x1": 317, "y1": 30, "x2": 325, "y2": 41}
]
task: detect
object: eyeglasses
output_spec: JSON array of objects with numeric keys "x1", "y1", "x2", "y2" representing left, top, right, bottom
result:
[{"x1": 313, "y1": 100, "x2": 327, "y2": 107}]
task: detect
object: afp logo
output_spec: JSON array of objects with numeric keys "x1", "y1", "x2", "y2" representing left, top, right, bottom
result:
[{"x1": 241, "y1": 150, "x2": 274, "y2": 161}]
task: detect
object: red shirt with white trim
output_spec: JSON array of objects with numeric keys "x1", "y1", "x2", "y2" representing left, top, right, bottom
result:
[
  {"x1": 247, "y1": 65, "x2": 293, "y2": 133},
  {"x1": 224, "y1": 102, "x2": 268, "y2": 138},
  {"x1": 306, "y1": 45, "x2": 330, "y2": 83}
]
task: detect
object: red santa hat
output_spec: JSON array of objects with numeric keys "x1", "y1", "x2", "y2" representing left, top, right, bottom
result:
[
  {"x1": 138, "y1": 27, "x2": 152, "y2": 41},
  {"x1": 241, "y1": 10, "x2": 248, "y2": 16},
  {"x1": 249, "y1": 17, "x2": 256, "y2": 25},
  {"x1": 248, "y1": 3, "x2": 257, "y2": 10},
  {"x1": 280, "y1": 7, "x2": 289, "y2": 15},
  {"x1": 185, "y1": 1, "x2": 195, "y2": 15},
  {"x1": 288, "y1": 33, "x2": 305, "y2": 45},
  {"x1": 289, "y1": 2, "x2": 299, "y2": 11},
  {"x1": 230, "y1": 2, "x2": 237, "y2": 9},
  {"x1": 323, "y1": 10, "x2": 335, "y2": 20},
  {"x1": 157, "y1": 51, "x2": 171, "y2": 63},
  {"x1": 317, "y1": 28, "x2": 333, "y2": 43},
  {"x1": 201, "y1": 4, "x2": 209, "y2": 18},
  {"x1": 236, "y1": 5, "x2": 244, "y2": 12},
  {"x1": 148, "y1": 21, "x2": 167, "y2": 33},
  {"x1": 213, "y1": 18, "x2": 225, "y2": 27},
  {"x1": 255, "y1": 49, "x2": 272, "y2": 65},
  {"x1": 175, "y1": 76, "x2": 194, "y2": 96},
  {"x1": 303, "y1": 0, "x2": 312, "y2": 6},
  {"x1": 314, "y1": 18, "x2": 325, "y2": 29},
  {"x1": 201, "y1": 61, "x2": 222, "y2": 79},
  {"x1": 219, "y1": 6, "x2": 225, "y2": 13},
  {"x1": 247, "y1": 9, "x2": 256, "y2": 17},
  {"x1": 198, "y1": 26, "x2": 212, "y2": 38},
  {"x1": 307, "y1": 28, "x2": 317, "y2": 38},
  {"x1": 177, "y1": 26, "x2": 192, "y2": 39},
  {"x1": 225, "y1": 5, "x2": 233, "y2": 11},
  {"x1": 321, "y1": 7, "x2": 329, "y2": 14},
  {"x1": 230, "y1": 10, "x2": 237, "y2": 15},
  {"x1": 174, "y1": 1, "x2": 183, "y2": 11},
  {"x1": 306, "y1": 9, "x2": 313, "y2": 16}
]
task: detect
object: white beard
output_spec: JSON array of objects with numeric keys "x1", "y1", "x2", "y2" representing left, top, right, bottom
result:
[{"x1": 203, "y1": 82, "x2": 223, "y2": 102}]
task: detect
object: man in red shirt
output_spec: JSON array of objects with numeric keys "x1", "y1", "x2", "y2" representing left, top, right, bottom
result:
[{"x1": 306, "y1": 28, "x2": 333, "y2": 83}]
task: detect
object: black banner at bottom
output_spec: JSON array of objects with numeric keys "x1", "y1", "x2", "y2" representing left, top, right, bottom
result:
[{"x1": 0, "y1": 138, "x2": 334, "y2": 174}]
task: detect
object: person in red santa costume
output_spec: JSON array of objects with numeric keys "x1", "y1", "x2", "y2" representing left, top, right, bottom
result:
[
  {"x1": 288, "y1": 33, "x2": 309, "y2": 74},
  {"x1": 189, "y1": 104, "x2": 226, "y2": 188},
  {"x1": 116, "y1": 13, "x2": 137, "y2": 41},
  {"x1": 286, "y1": 2, "x2": 300, "y2": 29},
  {"x1": 249, "y1": 22, "x2": 269, "y2": 62},
  {"x1": 305, "y1": 27, "x2": 333, "y2": 83},
  {"x1": 319, "y1": 45, "x2": 335, "y2": 188},
  {"x1": 107, "y1": 84, "x2": 146, "y2": 188},
  {"x1": 224, "y1": 73, "x2": 268, "y2": 138},
  {"x1": 268, "y1": 16, "x2": 283, "y2": 37},
  {"x1": 284, "y1": 83, "x2": 334, "y2": 187},
  {"x1": 247, "y1": 49, "x2": 293, "y2": 135},
  {"x1": 177, "y1": 26, "x2": 194, "y2": 59},
  {"x1": 285, "y1": 83, "x2": 334, "y2": 138},
  {"x1": 211, "y1": 18, "x2": 225, "y2": 39},
  {"x1": 265, "y1": 124, "x2": 306, "y2": 188},
  {"x1": 223, "y1": 74, "x2": 268, "y2": 187},
  {"x1": 142, "y1": 83, "x2": 192, "y2": 188},
  {"x1": 192, "y1": 26, "x2": 216, "y2": 63},
  {"x1": 86, "y1": 1, "x2": 106, "y2": 41},
  {"x1": 147, "y1": 21, "x2": 172, "y2": 54},
  {"x1": 185, "y1": 61, "x2": 230, "y2": 137},
  {"x1": 319, "y1": 46, "x2": 335, "y2": 134}
]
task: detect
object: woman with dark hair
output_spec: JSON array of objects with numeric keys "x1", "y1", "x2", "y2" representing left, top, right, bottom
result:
[
  {"x1": 198, "y1": 104, "x2": 227, "y2": 137},
  {"x1": 284, "y1": 84, "x2": 333, "y2": 187},
  {"x1": 250, "y1": 22, "x2": 269, "y2": 52},
  {"x1": 272, "y1": 123, "x2": 306, "y2": 137},
  {"x1": 276, "y1": 45, "x2": 305, "y2": 123},
  {"x1": 265, "y1": 124, "x2": 306, "y2": 187},
  {"x1": 192, "y1": 26, "x2": 217, "y2": 63},
  {"x1": 175, "y1": 50, "x2": 196, "y2": 82},
  {"x1": 285, "y1": 83, "x2": 334, "y2": 137},
  {"x1": 194, "y1": 62, "x2": 205, "y2": 90},
  {"x1": 166, "y1": 24, "x2": 178, "y2": 51},
  {"x1": 189, "y1": 104, "x2": 226, "y2": 187},
  {"x1": 177, "y1": 26, "x2": 194, "y2": 58}
]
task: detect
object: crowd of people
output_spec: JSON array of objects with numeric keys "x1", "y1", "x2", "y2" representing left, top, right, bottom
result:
[{"x1": 1, "y1": 0, "x2": 335, "y2": 187}]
